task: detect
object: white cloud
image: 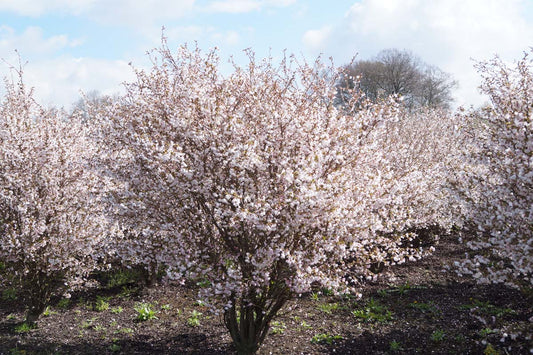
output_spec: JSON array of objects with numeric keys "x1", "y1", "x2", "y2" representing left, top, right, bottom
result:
[
  {"x1": 0, "y1": 0, "x2": 95, "y2": 16},
  {"x1": 303, "y1": 0, "x2": 533, "y2": 107},
  {"x1": 203, "y1": 0, "x2": 296, "y2": 13},
  {"x1": 0, "y1": 0, "x2": 197, "y2": 25},
  {"x1": 23, "y1": 56, "x2": 135, "y2": 108},
  {"x1": 0, "y1": 0, "x2": 295, "y2": 23},
  {"x1": 302, "y1": 25, "x2": 332, "y2": 51},
  {"x1": 87, "y1": 0, "x2": 196, "y2": 26},
  {"x1": 0, "y1": 25, "x2": 135, "y2": 107},
  {"x1": 205, "y1": 0, "x2": 262, "y2": 13},
  {"x1": 0, "y1": 25, "x2": 82, "y2": 58}
]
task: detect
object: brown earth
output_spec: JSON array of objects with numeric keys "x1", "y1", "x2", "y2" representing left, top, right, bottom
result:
[{"x1": 0, "y1": 234, "x2": 531, "y2": 354}]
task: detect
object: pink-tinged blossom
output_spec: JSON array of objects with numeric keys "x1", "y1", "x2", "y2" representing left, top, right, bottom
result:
[
  {"x1": 453, "y1": 50, "x2": 533, "y2": 287},
  {"x1": 0, "y1": 75, "x2": 114, "y2": 324},
  {"x1": 93, "y1": 39, "x2": 458, "y2": 354}
]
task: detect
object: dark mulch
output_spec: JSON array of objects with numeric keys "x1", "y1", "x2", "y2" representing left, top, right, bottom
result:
[{"x1": 1, "y1": 234, "x2": 531, "y2": 354}]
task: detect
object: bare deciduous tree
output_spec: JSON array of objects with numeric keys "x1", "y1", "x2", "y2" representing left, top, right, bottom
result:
[{"x1": 338, "y1": 49, "x2": 457, "y2": 110}]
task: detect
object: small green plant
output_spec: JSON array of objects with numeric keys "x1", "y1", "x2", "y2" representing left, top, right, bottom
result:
[
  {"x1": 483, "y1": 343, "x2": 501, "y2": 355},
  {"x1": 2, "y1": 288, "x2": 17, "y2": 301},
  {"x1": 119, "y1": 285, "x2": 138, "y2": 299},
  {"x1": 134, "y1": 302, "x2": 157, "y2": 321},
  {"x1": 187, "y1": 310, "x2": 202, "y2": 327},
  {"x1": 310, "y1": 292, "x2": 320, "y2": 301},
  {"x1": 42, "y1": 306, "x2": 58, "y2": 317},
  {"x1": 111, "y1": 306, "x2": 123, "y2": 314},
  {"x1": 459, "y1": 299, "x2": 516, "y2": 317},
  {"x1": 116, "y1": 327, "x2": 134, "y2": 334},
  {"x1": 409, "y1": 300, "x2": 440, "y2": 315},
  {"x1": 8, "y1": 348, "x2": 27, "y2": 355},
  {"x1": 377, "y1": 289, "x2": 389, "y2": 297},
  {"x1": 352, "y1": 298, "x2": 393, "y2": 323},
  {"x1": 6, "y1": 314, "x2": 17, "y2": 321},
  {"x1": 479, "y1": 328, "x2": 497, "y2": 337},
  {"x1": 389, "y1": 282, "x2": 427, "y2": 295},
  {"x1": 193, "y1": 299, "x2": 206, "y2": 307},
  {"x1": 270, "y1": 320, "x2": 286, "y2": 335},
  {"x1": 106, "y1": 269, "x2": 139, "y2": 288},
  {"x1": 93, "y1": 324, "x2": 106, "y2": 332},
  {"x1": 57, "y1": 298, "x2": 70, "y2": 309},
  {"x1": 81, "y1": 317, "x2": 98, "y2": 329},
  {"x1": 321, "y1": 288, "x2": 334, "y2": 296},
  {"x1": 454, "y1": 334, "x2": 466, "y2": 343},
  {"x1": 109, "y1": 342, "x2": 121, "y2": 352},
  {"x1": 317, "y1": 302, "x2": 339, "y2": 314},
  {"x1": 196, "y1": 278, "x2": 211, "y2": 288},
  {"x1": 430, "y1": 329, "x2": 445, "y2": 342},
  {"x1": 160, "y1": 304, "x2": 171, "y2": 311},
  {"x1": 109, "y1": 338, "x2": 121, "y2": 352},
  {"x1": 15, "y1": 322, "x2": 36, "y2": 333},
  {"x1": 93, "y1": 296, "x2": 110, "y2": 312},
  {"x1": 310, "y1": 333, "x2": 343, "y2": 345},
  {"x1": 389, "y1": 340, "x2": 403, "y2": 352},
  {"x1": 300, "y1": 320, "x2": 312, "y2": 330},
  {"x1": 393, "y1": 282, "x2": 412, "y2": 295}
]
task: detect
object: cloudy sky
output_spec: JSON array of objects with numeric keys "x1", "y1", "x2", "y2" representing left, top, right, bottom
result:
[{"x1": 0, "y1": 0, "x2": 532, "y2": 108}]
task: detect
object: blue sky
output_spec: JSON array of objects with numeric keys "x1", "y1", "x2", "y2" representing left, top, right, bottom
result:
[{"x1": 0, "y1": 0, "x2": 532, "y2": 108}]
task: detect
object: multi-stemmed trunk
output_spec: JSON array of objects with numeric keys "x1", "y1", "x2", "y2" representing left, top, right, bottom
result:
[
  {"x1": 20, "y1": 268, "x2": 66, "y2": 326},
  {"x1": 223, "y1": 280, "x2": 291, "y2": 355}
]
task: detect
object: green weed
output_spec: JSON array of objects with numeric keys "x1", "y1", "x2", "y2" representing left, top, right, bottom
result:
[
  {"x1": 109, "y1": 342, "x2": 121, "y2": 353},
  {"x1": 134, "y1": 302, "x2": 157, "y2": 321},
  {"x1": 15, "y1": 322, "x2": 36, "y2": 333},
  {"x1": 352, "y1": 298, "x2": 393, "y2": 323},
  {"x1": 310, "y1": 333, "x2": 343, "y2": 345},
  {"x1": 270, "y1": 320, "x2": 286, "y2": 335},
  {"x1": 459, "y1": 299, "x2": 516, "y2": 317},
  {"x1": 317, "y1": 302, "x2": 339, "y2": 314},
  {"x1": 57, "y1": 298, "x2": 70, "y2": 309},
  {"x1": 479, "y1": 328, "x2": 497, "y2": 337},
  {"x1": 187, "y1": 310, "x2": 202, "y2": 327},
  {"x1": 8, "y1": 348, "x2": 27, "y2": 355},
  {"x1": 409, "y1": 300, "x2": 440, "y2": 315},
  {"x1": 431, "y1": 329, "x2": 445, "y2": 342},
  {"x1": 80, "y1": 317, "x2": 98, "y2": 329},
  {"x1": 42, "y1": 306, "x2": 58, "y2": 317},
  {"x1": 2, "y1": 288, "x2": 17, "y2": 301},
  {"x1": 116, "y1": 327, "x2": 134, "y2": 334},
  {"x1": 300, "y1": 320, "x2": 312, "y2": 330},
  {"x1": 483, "y1": 343, "x2": 501, "y2": 355},
  {"x1": 111, "y1": 306, "x2": 123, "y2": 314},
  {"x1": 389, "y1": 340, "x2": 403, "y2": 352},
  {"x1": 94, "y1": 296, "x2": 110, "y2": 312}
]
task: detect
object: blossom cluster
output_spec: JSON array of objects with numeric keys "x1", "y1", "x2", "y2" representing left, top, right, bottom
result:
[
  {"x1": 0, "y1": 75, "x2": 113, "y2": 323},
  {"x1": 92, "y1": 43, "x2": 460, "y2": 302},
  {"x1": 89, "y1": 43, "x2": 463, "y2": 351},
  {"x1": 452, "y1": 51, "x2": 532, "y2": 287}
]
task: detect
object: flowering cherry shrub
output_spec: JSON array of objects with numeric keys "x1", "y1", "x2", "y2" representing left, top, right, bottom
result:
[
  {"x1": 92, "y1": 40, "x2": 457, "y2": 354},
  {"x1": 0, "y1": 76, "x2": 112, "y2": 324},
  {"x1": 453, "y1": 51, "x2": 532, "y2": 287}
]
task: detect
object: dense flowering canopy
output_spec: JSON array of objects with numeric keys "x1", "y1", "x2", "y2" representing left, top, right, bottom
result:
[
  {"x1": 90, "y1": 41, "x2": 466, "y2": 324},
  {"x1": 0, "y1": 76, "x2": 112, "y2": 322},
  {"x1": 454, "y1": 51, "x2": 533, "y2": 286}
]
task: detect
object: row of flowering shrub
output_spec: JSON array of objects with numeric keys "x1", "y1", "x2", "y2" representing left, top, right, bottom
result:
[{"x1": 0, "y1": 43, "x2": 530, "y2": 354}]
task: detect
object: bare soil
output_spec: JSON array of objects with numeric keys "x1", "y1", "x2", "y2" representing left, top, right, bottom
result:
[{"x1": 0, "y1": 234, "x2": 531, "y2": 354}]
